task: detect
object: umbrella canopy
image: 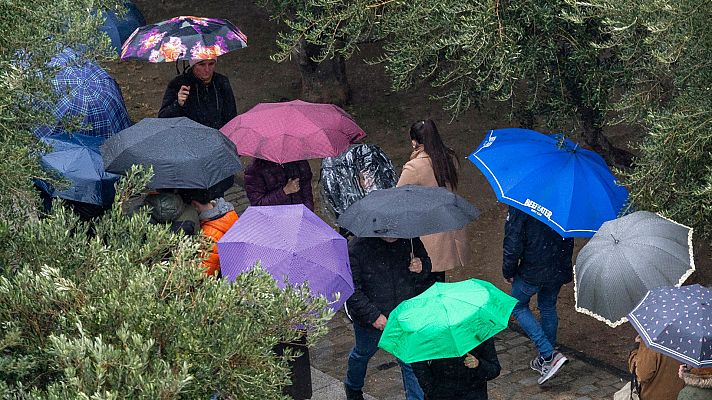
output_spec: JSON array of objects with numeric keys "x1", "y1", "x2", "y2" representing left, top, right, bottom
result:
[
  {"x1": 628, "y1": 285, "x2": 711, "y2": 368},
  {"x1": 35, "y1": 133, "x2": 119, "y2": 207},
  {"x1": 35, "y1": 49, "x2": 132, "y2": 138},
  {"x1": 378, "y1": 279, "x2": 516, "y2": 363},
  {"x1": 468, "y1": 128, "x2": 629, "y2": 238},
  {"x1": 100, "y1": 1, "x2": 146, "y2": 53},
  {"x1": 217, "y1": 204, "x2": 353, "y2": 312},
  {"x1": 120, "y1": 15, "x2": 247, "y2": 62},
  {"x1": 337, "y1": 185, "x2": 480, "y2": 238},
  {"x1": 220, "y1": 100, "x2": 367, "y2": 164},
  {"x1": 575, "y1": 211, "x2": 695, "y2": 327},
  {"x1": 101, "y1": 117, "x2": 242, "y2": 189}
]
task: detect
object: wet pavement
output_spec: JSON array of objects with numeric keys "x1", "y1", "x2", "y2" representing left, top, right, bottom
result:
[{"x1": 310, "y1": 311, "x2": 628, "y2": 400}]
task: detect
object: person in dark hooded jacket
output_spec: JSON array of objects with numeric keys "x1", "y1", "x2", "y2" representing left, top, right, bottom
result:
[
  {"x1": 344, "y1": 236, "x2": 431, "y2": 400},
  {"x1": 412, "y1": 337, "x2": 500, "y2": 400},
  {"x1": 244, "y1": 158, "x2": 314, "y2": 211},
  {"x1": 158, "y1": 58, "x2": 237, "y2": 130},
  {"x1": 502, "y1": 206, "x2": 573, "y2": 385}
]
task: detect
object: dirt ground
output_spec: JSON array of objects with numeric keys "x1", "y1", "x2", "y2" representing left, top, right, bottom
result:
[{"x1": 109, "y1": 0, "x2": 711, "y2": 372}]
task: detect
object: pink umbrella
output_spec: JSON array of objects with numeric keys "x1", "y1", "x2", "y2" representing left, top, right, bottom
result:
[{"x1": 220, "y1": 100, "x2": 366, "y2": 164}]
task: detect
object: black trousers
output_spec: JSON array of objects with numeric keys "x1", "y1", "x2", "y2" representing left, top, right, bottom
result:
[{"x1": 273, "y1": 335, "x2": 312, "y2": 399}]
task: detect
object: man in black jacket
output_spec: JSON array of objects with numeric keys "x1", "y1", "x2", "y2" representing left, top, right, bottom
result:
[
  {"x1": 158, "y1": 58, "x2": 237, "y2": 130},
  {"x1": 344, "y1": 236, "x2": 431, "y2": 400},
  {"x1": 158, "y1": 58, "x2": 238, "y2": 198},
  {"x1": 502, "y1": 206, "x2": 574, "y2": 385}
]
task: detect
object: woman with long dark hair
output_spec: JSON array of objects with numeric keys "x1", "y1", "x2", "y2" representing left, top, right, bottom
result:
[{"x1": 397, "y1": 119, "x2": 471, "y2": 283}]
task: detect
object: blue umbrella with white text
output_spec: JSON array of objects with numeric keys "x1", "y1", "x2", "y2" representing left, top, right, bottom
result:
[{"x1": 468, "y1": 128, "x2": 629, "y2": 237}]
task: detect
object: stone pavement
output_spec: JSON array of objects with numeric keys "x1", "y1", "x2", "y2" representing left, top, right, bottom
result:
[{"x1": 310, "y1": 311, "x2": 628, "y2": 400}]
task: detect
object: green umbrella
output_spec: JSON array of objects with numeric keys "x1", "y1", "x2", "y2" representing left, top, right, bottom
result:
[{"x1": 378, "y1": 279, "x2": 516, "y2": 363}]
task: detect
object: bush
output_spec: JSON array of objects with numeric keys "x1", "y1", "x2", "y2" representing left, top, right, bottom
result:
[{"x1": 0, "y1": 170, "x2": 332, "y2": 399}]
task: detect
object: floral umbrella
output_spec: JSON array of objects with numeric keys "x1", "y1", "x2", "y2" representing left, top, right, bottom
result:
[{"x1": 120, "y1": 15, "x2": 247, "y2": 63}]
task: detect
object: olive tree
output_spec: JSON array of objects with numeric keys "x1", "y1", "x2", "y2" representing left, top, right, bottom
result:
[
  {"x1": 0, "y1": 1, "x2": 332, "y2": 397},
  {"x1": 567, "y1": 0, "x2": 712, "y2": 239},
  {"x1": 264, "y1": 0, "x2": 634, "y2": 165}
]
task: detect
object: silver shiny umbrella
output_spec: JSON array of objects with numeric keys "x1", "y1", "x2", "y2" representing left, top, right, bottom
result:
[
  {"x1": 574, "y1": 211, "x2": 695, "y2": 327},
  {"x1": 336, "y1": 185, "x2": 480, "y2": 238}
]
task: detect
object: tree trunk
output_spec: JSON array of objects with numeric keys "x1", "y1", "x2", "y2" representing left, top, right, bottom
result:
[
  {"x1": 296, "y1": 39, "x2": 351, "y2": 106},
  {"x1": 578, "y1": 106, "x2": 634, "y2": 168}
]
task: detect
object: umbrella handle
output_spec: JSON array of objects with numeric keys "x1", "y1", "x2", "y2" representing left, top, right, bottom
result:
[{"x1": 410, "y1": 238, "x2": 414, "y2": 259}]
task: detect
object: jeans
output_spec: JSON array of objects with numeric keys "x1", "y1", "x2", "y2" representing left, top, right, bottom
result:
[
  {"x1": 510, "y1": 277, "x2": 563, "y2": 360},
  {"x1": 345, "y1": 322, "x2": 424, "y2": 400}
]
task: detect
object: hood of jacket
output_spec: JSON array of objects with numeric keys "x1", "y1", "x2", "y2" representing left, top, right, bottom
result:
[
  {"x1": 198, "y1": 198, "x2": 234, "y2": 221},
  {"x1": 681, "y1": 368, "x2": 712, "y2": 389}
]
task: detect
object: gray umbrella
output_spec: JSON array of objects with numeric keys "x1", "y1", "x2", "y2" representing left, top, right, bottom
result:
[
  {"x1": 336, "y1": 185, "x2": 480, "y2": 238},
  {"x1": 574, "y1": 211, "x2": 695, "y2": 327},
  {"x1": 101, "y1": 117, "x2": 242, "y2": 189}
]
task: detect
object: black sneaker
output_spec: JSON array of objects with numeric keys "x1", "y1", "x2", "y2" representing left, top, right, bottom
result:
[
  {"x1": 344, "y1": 384, "x2": 365, "y2": 400},
  {"x1": 537, "y1": 351, "x2": 568, "y2": 384}
]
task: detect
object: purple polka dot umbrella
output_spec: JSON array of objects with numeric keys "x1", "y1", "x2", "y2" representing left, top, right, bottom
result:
[
  {"x1": 120, "y1": 15, "x2": 247, "y2": 62},
  {"x1": 217, "y1": 204, "x2": 353, "y2": 312},
  {"x1": 628, "y1": 284, "x2": 712, "y2": 367}
]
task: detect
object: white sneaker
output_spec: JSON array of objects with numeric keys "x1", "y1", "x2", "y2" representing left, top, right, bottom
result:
[{"x1": 537, "y1": 351, "x2": 568, "y2": 384}]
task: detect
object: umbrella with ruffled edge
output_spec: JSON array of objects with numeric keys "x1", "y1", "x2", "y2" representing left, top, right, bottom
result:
[{"x1": 574, "y1": 211, "x2": 695, "y2": 327}]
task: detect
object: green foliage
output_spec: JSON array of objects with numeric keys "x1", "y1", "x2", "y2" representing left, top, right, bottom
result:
[
  {"x1": 570, "y1": 0, "x2": 712, "y2": 239},
  {"x1": 1, "y1": 0, "x2": 333, "y2": 397},
  {"x1": 0, "y1": 169, "x2": 333, "y2": 398},
  {"x1": 0, "y1": 0, "x2": 121, "y2": 222},
  {"x1": 263, "y1": 0, "x2": 612, "y2": 129},
  {"x1": 267, "y1": 0, "x2": 712, "y2": 240}
]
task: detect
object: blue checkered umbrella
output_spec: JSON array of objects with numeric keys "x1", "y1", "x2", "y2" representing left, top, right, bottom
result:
[
  {"x1": 35, "y1": 49, "x2": 131, "y2": 138},
  {"x1": 629, "y1": 284, "x2": 712, "y2": 368}
]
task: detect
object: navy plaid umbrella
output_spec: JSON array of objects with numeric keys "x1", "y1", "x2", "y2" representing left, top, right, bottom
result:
[
  {"x1": 629, "y1": 284, "x2": 712, "y2": 368},
  {"x1": 337, "y1": 185, "x2": 480, "y2": 238},
  {"x1": 35, "y1": 49, "x2": 131, "y2": 138}
]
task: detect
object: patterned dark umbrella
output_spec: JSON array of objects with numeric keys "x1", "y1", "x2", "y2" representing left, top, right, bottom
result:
[
  {"x1": 336, "y1": 185, "x2": 480, "y2": 238},
  {"x1": 629, "y1": 284, "x2": 712, "y2": 368},
  {"x1": 120, "y1": 15, "x2": 247, "y2": 62},
  {"x1": 35, "y1": 49, "x2": 132, "y2": 138},
  {"x1": 101, "y1": 117, "x2": 242, "y2": 189}
]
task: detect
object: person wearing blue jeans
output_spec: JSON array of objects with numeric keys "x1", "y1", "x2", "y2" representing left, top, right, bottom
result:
[
  {"x1": 502, "y1": 206, "x2": 574, "y2": 385},
  {"x1": 344, "y1": 236, "x2": 431, "y2": 400},
  {"x1": 345, "y1": 322, "x2": 423, "y2": 399}
]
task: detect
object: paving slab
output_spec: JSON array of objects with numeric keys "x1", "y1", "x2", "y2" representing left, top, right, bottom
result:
[{"x1": 309, "y1": 311, "x2": 628, "y2": 399}]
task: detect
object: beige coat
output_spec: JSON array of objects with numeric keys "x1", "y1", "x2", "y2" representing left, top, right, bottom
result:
[{"x1": 396, "y1": 147, "x2": 471, "y2": 272}]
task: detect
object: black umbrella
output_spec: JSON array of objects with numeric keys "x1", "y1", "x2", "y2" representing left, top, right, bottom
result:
[
  {"x1": 337, "y1": 185, "x2": 480, "y2": 238},
  {"x1": 101, "y1": 117, "x2": 242, "y2": 189}
]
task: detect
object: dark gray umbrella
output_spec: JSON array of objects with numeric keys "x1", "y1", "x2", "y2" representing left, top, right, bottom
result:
[
  {"x1": 101, "y1": 117, "x2": 242, "y2": 189},
  {"x1": 574, "y1": 211, "x2": 695, "y2": 327},
  {"x1": 336, "y1": 185, "x2": 480, "y2": 238}
]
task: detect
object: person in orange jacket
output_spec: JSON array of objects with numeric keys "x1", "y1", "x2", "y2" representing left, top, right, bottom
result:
[{"x1": 191, "y1": 195, "x2": 238, "y2": 277}]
